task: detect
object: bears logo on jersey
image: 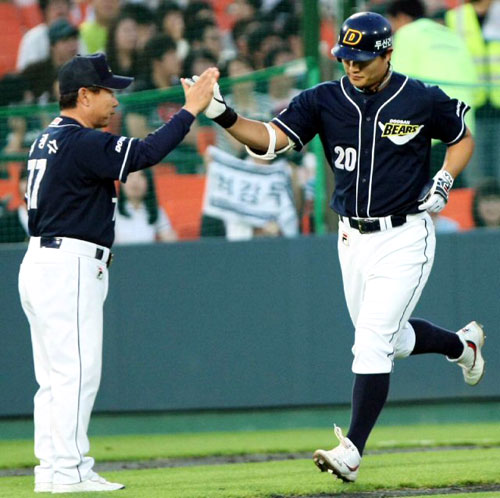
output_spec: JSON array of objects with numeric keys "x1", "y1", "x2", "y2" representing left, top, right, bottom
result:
[{"x1": 378, "y1": 120, "x2": 424, "y2": 145}]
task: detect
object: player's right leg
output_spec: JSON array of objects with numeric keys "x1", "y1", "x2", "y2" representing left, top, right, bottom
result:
[
  {"x1": 452, "y1": 321, "x2": 485, "y2": 385},
  {"x1": 408, "y1": 318, "x2": 486, "y2": 386}
]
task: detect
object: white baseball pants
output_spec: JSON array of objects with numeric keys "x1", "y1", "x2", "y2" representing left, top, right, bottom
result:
[
  {"x1": 18, "y1": 237, "x2": 109, "y2": 485},
  {"x1": 338, "y1": 212, "x2": 436, "y2": 374}
]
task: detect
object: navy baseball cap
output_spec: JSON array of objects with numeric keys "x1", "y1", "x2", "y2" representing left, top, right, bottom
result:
[{"x1": 58, "y1": 53, "x2": 133, "y2": 95}]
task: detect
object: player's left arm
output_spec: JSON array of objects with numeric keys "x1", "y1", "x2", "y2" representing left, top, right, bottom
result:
[
  {"x1": 442, "y1": 127, "x2": 475, "y2": 179},
  {"x1": 419, "y1": 89, "x2": 474, "y2": 213},
  {"x1": 418, "y1": 128, "x2": 475, "y2": 213}
]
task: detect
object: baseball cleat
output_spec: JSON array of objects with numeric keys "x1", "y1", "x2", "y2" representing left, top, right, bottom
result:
[
  {"x1": 52, "y1": 474, "x2": 125, "y2": 493},
  {"x1": 449, "y1": 321, "x2": 486, "y2": 386},
  {"x1": 313, "y1": 425, "x2": 361, "y2": 482}
]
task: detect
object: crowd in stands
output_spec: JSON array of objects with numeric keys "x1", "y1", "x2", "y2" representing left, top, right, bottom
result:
[
  {"x1": 0, "y1": 0, "x2": 306, "y2": 104},
  {"x1": 0, "y1": 0, "x2": 499, "y2": 243}
]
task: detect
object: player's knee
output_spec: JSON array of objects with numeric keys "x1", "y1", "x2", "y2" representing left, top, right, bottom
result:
[
  {"x1": 351, "y1": 329, "x2": 394, "y2": 374},
  {"x1": 393, "y1": 322, "x2": 416, "y2": 359}
]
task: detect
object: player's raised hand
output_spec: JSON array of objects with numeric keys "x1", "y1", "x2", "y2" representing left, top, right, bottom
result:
[
  {"x1": 181, "y1": 67, "x2": 219, "y2": 116},
  {"x1": 184, "y1": 73, "x2": 238, "y2": 128},
  {"x1": 189, "y1": 75, "x2": 228, "y2": 119},
  {"x1": 418, "y1": 170, "x2": 454, "y2": 213}
]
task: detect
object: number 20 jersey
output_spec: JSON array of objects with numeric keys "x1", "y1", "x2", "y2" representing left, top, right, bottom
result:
[{"x1": 272, "y1": 71, "x2": 470, "y2": 218}]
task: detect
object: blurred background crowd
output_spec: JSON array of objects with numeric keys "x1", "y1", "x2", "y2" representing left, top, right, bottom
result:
[{"x1": 0, "y1": 0, "x2": 499, "y2": 244}]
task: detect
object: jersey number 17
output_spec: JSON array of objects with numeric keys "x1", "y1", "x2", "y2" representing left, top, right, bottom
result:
[{"x1": 26, "y1": 158, "x2": 47, "y2": 209}]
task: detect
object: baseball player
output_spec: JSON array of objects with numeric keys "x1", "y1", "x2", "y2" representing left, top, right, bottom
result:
[
  {"x1": 18, "y1": 53, "x2": 218, "y2": 493},
  {"x1": 191, "y1": 12, "x2": 484, "y2": 482}
]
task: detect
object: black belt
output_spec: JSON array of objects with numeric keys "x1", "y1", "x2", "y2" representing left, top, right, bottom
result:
[
  {"x1": 340, "y1": 215, "x2": 407, "y2": 234},
  {"x1": 40, "y1": 236, "x2": 113, "y2": 268}
]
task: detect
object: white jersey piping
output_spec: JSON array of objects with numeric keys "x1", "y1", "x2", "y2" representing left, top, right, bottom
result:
[
  {"x1": 119, "y1": 138, "x2": 134, "y2": 182},
  {"x1": 367, "y1": 76, "x2": 408, "y2": 216},
  {"x1": 340, "y1": 76, "x2": 363, "y2": 218},
  {"x1": 272, "y1": 118, "x2": 304, "y2": 149},
  {"x1": 446, "y1": 101, "x2": 470, "y2": 145}
]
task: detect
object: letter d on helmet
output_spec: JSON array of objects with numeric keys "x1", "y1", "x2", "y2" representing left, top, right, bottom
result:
[{"x1": 332, "y1": 12, "x2": 392, "y2": 62}]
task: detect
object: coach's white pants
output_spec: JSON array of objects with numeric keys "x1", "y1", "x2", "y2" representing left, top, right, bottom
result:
[
  {"x1": 338, "y1": 213, "x2": 436, "y2": 374},
  {"x1": 18, "y1": 238, "x2": 109, "y2": 485}
]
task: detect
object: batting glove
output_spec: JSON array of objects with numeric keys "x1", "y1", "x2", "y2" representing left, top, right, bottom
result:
[
  {"x1": 186, "y1": 75, "x2": 238, "y2": 128},
  {"x1": 418, "y1": 170, "x2": 454, "y2": 213}
]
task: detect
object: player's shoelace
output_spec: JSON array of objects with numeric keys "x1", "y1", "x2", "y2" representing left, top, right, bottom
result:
[{"x1": 334, "y1": 424, "x2": 349, "y2": 448}]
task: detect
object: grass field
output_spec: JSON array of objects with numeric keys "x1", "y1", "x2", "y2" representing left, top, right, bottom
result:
[{"x1": 1, "y1": 405, "x2": 500, "y2": 497}]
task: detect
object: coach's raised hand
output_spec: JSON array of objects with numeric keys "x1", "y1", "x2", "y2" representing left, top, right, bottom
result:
[{"x1": 181, "y1": 67, "x2": 220, "y2": 116}]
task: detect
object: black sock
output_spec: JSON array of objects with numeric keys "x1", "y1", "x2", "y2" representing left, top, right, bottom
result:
[
  {"x1": 346, "y1": 373, "x2": 390, "y2": 456},
  {"x1": 409, "y1": 318, "x2": 464, "y2": 358}
]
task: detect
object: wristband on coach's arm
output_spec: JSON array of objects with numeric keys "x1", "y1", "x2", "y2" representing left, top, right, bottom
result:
[{"x1": 213, "y1": 107, "x2": 238, "y2": 128}]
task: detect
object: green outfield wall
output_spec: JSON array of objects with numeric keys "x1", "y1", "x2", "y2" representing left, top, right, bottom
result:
[{"x1": 1, "y1": 231, "x2": 499, "y2": 417}]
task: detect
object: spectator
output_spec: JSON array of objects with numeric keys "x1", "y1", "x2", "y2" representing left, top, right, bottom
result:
[
  {"x1": 114, "y1": 169, "x2": 177, "y2": 244},
  {"x1": 80, "y1": 0, "x2": 121, "y2": 54},
  {"x1": 0, "y1": 74, "x2": 30, "y2": 154},
  {"x1": 185, "y1": 2, "x2": 235, "y2": 62},
  {"x1": 22, "y1": 18, "x2": 79, "y2": 104},
  {"x1": 216, "y1": 56, "x2": 272, "y2": 157},
  {"x1": 133, "y1": 34, "x2": 180, "y2": 92},
  {"x1": 231, "y1": 18, "x2": 260, "y2": 59},
  {"x1": 125, "y1": 34, "x2": 179, "y2": 139},
  {"x1": 16, "y1": 0, "x2": 72, "y2": 72},
  {"x1": 5, "y1": 20, "x2": 78, "y2": 154},
  {"x1": 184, "y1": 1, "x2": 217, "y2": 30},
  {"x1": 281, "y1": 15, "x2": 303, "y2": 59},
  {"x1": 262, "y1": 0, "x2": 297, "y2": 23},
  {"x1": 445, "y1": 0, "x2": 500, "y2": 186},
  {"x1": 388, "y1": 0, "x2": 477, "y2": 104},
  {"x1": 157, "y1": 1, "x2": 189, "y2": 61},
  {"x1": 125, "y1": 35, "x2": 199, "y2": 173},
  {"x1": 105, "y1": 13, "x2": 141, "y2": 81},
  {"x1": 186, "y1": 19, "x2": 224, "y2": 64},
  {"x1": 247, "y1": 23, "x2": 284, "y2": 69},
  {"x1": 0, "y1": 168, "x2": 29, "y2": 243},
  {"x1": 264, "y1": 46, "x2": 301, "y2": 114},
  {"x1": 387, "y1": 0, "x2": 477, "y2": 187},
  {"x1": 202, "y1": 56, "x2": 298, "y2": 239},
  {"x1": 227, "y1": 0, "x2": 262, "y2": 24},
  {"x1": 472, "y1": 177, "x2": 500, "y2": 228},
  {"x1": 121, "y1": 3, "x2": 157, "y2": 51},
  {"x1": 183, "y1": 49, "x2": 217, "y2": 79}
]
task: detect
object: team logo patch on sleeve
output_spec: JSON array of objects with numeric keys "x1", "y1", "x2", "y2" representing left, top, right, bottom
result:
[
  {"x1": 115, "y1": 136, "x2": 126, "y2": 153},
  {"x1": 378, "y1": 120, "x2": 424, "y2": 145}
]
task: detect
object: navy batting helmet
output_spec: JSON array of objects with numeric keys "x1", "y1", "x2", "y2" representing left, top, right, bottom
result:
[{"x1": 332, "y1": 12, "x2": 392, "y2": 62}]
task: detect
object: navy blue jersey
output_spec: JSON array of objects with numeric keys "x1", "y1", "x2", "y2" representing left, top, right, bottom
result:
[
  {"x1": 272, "y1": 72, "x2": 470, "y2": 218},
  {"x1": 26, "y1": 109, "x2": 194, "y2": 247}
]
